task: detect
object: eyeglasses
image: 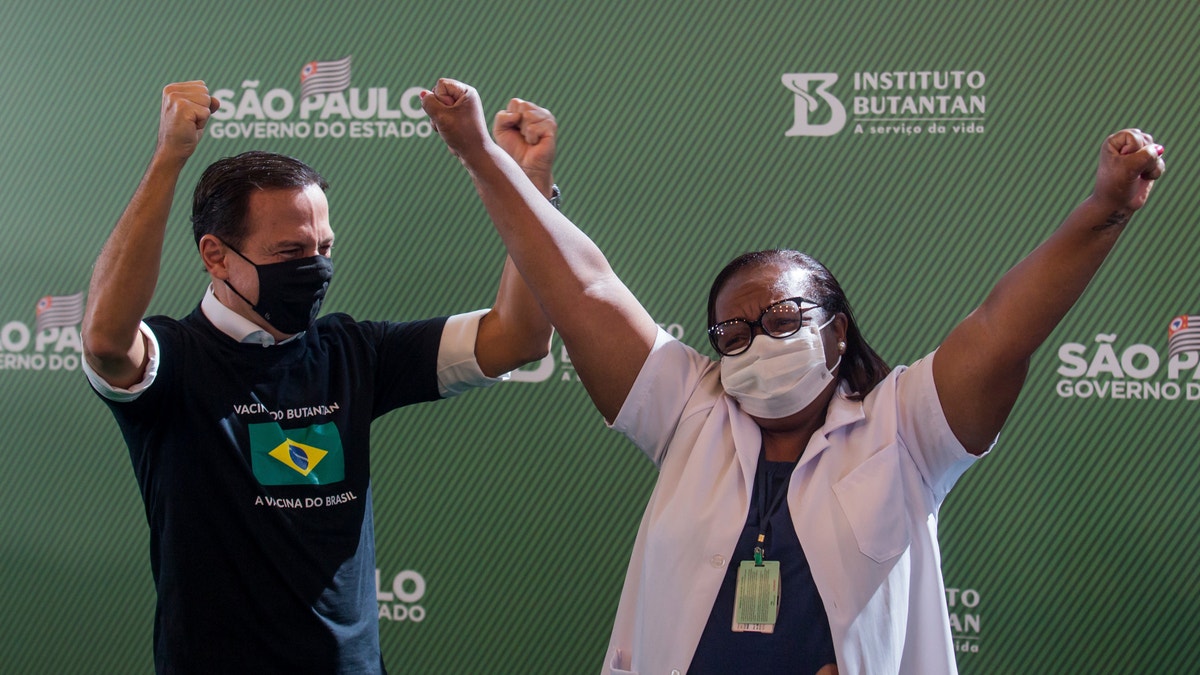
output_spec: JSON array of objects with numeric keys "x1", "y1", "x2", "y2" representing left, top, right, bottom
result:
[{"x1": 707, "y1": 296, "x2": 822, "y2": 357}]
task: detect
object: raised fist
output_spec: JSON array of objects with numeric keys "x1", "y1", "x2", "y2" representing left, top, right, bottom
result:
[
  {"x1": 420, "y1": 78, "x2": 490, "y2": 162},
  {"x1": 493, "y1": 98, "x2": 557, "y2": 194},
  {"x1": 157, "y1": 81, "x2": 219, "y2": 162},
  {"x1": 1093, "y1": 128, "x2": 1165, "y2": 214}
]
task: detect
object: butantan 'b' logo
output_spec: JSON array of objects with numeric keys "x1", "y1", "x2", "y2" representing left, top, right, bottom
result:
[
  {"x1": 782, "y1": 73, "x2": 846, "y2": 137},
  {"x1": 249, "y1": 422, "x2": 345, "y2": 485}
]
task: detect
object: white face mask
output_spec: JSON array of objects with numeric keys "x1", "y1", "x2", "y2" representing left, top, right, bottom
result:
[{"x1": 719, "y1": 316, "x2": 840, "y2": 419}]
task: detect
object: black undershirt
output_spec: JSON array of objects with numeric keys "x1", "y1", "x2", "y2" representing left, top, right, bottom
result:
[{"x1": 689, "y1": 451, "x2": 837, "y2": 674}]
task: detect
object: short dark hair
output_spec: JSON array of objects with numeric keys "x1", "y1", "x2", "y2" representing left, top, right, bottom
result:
[
  {"x1": 706, "y1": 249, "x2": 891, "y2": 400},
  {"x1": 191, "y1": 151, "x2": 328, "y2": 248}
]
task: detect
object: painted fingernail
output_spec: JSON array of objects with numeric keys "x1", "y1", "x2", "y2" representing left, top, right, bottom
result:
[{"x1": 1157, "y1": 144, "x2": 1165, "y2": 156}]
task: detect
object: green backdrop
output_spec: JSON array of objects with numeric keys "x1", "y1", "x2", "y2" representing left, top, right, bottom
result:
[{"x1": 2, "y1": 0, "x2": 1198, "y2": 672}]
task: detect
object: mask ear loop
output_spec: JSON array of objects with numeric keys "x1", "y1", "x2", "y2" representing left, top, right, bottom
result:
[
  {"x1": 216, "y1": 240, "x2": 261, "y2": 312},
  {"x1": 815, "y1": 314, "x2": 838, "y2": 332},
  {"x1": 223, "y1": 279, "x2": 258, "y2": 312},
  {"x1": 818, "y1": 316, "x2": 844, "y2": 378}
]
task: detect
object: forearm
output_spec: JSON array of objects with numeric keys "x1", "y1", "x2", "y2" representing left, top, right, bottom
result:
[
  {"x1": 82, "y1": 152, "x2": 185, "y2": 377},
  {"x1": 460, "y1": 140, "x2": 657, "y2": 419},
  {"x1": 973, "y1": 194, "x2": 1126, "y2": 361},
  {"x1": 475, "y1": 256, "x2": 553, "y2": 377},
  {"x1": 463, "y1": 141, "x2": 621, "y2": 327}
]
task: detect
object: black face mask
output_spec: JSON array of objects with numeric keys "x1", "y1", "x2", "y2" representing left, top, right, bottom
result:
[{"x1": 221, "y1": 242, "x2": 334, "y2": 335}]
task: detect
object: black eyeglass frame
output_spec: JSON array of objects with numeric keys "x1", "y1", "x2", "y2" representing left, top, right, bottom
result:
[{"x1": 707, "y1": 295, "x2": 823, "y2": 357}]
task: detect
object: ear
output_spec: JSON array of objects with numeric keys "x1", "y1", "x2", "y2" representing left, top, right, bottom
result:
[
  {"x1": 199, "y1": 235, "x2": 231, "y2": 279},
  {"x1": 833, "y1": 312, "x2": 849, "y2": 353}
]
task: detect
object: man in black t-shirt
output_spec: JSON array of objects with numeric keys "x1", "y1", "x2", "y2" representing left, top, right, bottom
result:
[{"x1": 81, "y1": 80, "x2": 558, "y2": 673}]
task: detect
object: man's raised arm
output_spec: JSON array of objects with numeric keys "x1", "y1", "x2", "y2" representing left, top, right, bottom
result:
[{"x1": 82, "y1": 81, "x2": 219, "y2": 388}]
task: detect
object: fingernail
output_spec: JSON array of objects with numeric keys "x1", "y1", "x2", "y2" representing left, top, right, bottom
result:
[
  {"x1": 1157, "y1": 144, "x2": 1165, "y2": 156},
  {"x1": 419, "y1": 90, "x2": 428, "y2": 99}
]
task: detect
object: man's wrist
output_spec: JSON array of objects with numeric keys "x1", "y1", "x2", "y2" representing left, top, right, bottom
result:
[{"x1": 149, "y1": 146, "x2": 191, "y2": 174}]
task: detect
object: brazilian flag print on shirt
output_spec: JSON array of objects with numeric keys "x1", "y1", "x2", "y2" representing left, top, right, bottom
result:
[{"x1": 249, "y1": 422, "x2": 345, "y2": 486}]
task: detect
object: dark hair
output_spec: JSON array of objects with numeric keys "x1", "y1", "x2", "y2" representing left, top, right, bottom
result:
[
  {"x1": 706, "y1": 249, "x2": 891, "y2": 401},
  {"x1": 191, "y1": 151, "x2": 328, "y2": 248}
]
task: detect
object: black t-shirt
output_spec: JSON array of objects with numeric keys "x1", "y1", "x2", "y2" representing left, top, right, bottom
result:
[{"x1": 95, "y1": 307, "x2": 447, "y2": 674}]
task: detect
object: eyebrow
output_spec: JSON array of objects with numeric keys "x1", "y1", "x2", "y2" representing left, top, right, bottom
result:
[{"x1": 268, "y1": 236, "x2": 334, "y2": 251}]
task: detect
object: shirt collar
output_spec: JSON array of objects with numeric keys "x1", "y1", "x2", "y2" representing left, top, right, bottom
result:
[
  {"x1": 794, "y1": 383, "x2": 866, "y2": 469},
  {"x1": 825, "y1": 381, "x2": 867, "y2": 431},
  {"x1": 200, "y1": 284, "x2": 304, "y2": 346}
]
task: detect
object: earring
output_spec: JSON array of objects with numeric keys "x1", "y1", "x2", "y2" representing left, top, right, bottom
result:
[{"x1": 838, "y1": 341, "x2": 846, "y2": 353}]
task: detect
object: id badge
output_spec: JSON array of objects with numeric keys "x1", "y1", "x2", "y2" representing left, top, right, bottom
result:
[{"x1": 732, "y1": 560, "x2": 780, "y2": 633}]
